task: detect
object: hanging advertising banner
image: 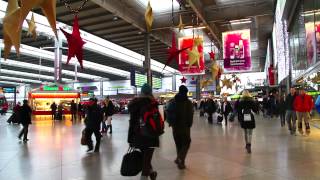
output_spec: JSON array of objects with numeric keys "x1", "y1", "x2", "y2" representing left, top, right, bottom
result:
[
  {"x1": 305, "y1": 22, "x2": 317, "y2": 66},
  {"x1": 222, "y1": 29, "x2": 252, "y2": 72},
  {"x1": 316, "y1": 22, "x2": 320, "y2": 62},
  {"x1": 178, "y1": 36, "x2": 205, "y2": 75}
]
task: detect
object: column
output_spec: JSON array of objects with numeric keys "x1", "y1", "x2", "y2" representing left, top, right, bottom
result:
[
  {"x1": 144, "y1": 33, "x2": 152, "y2": 88},
  {"x1": 172, "y1": 74, "x2": 176, "y2": 91},
  {"x1": 196, "y1": 76, "x2": 201, "y2": 100},
  {"x1": 54, "y1": 31, "x2": 63, "y2": 83}
]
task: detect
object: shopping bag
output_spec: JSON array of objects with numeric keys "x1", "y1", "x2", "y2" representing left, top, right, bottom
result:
[
  {"x1": 80, "y1": 128, "x2": 87, "y2": 145},
  {"x1": 120, "y1": 147, "x2": 143, "y2": 176}
]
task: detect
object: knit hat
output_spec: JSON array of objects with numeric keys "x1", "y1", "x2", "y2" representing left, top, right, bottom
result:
[
  {"x1": 141, "y1": 83, "x2": 152, "y2": 96},
  {"x1": 178, "y1": 85, "x2": 188, "y2": 96}
]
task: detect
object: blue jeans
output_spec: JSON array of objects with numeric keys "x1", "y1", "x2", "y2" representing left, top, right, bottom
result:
[{"x1": 286, "y1": 110, "x2": 296, "y2": 132}]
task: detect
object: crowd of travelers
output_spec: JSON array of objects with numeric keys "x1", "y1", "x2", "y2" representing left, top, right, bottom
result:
[{"x1": 4, "y1": 84, "x2": 319, "y2": 180}]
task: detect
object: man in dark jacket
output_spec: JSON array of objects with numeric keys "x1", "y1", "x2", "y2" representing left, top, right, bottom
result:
[
  {"x1": 18, "y1": 100, "x2": 32, "y2": 142},
  {"x1": 169, "y1": 85, "x2": 194, "y2": 170},
  {"x1": 50, "y1": 102, "x2": 57, "y2": 120},
  {"x1": 285, "y1": 87, "x2": 297, "y2": 135},
  {"x1": 221, "y1": 97, "x2": 233, "y2": 126},
  {"x1": 205, "y1": 98, "x2": 217, "y2": 123},
  {"x1": 70, "y1": 100, "x2": 77, "y2": 121},
  {"x1": 85, "y1": 98, "x2": 103, "y2": 152},
  {"x1": 128, "y1": 84, "x2": 158, "y2": 180}
]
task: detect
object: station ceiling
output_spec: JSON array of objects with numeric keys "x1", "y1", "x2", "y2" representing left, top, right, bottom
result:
[{"x1": 0, "y1": 0, "x2": 275, "y2": 87}]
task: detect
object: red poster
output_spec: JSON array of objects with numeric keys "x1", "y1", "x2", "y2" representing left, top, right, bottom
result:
[{"x1": 178, "y1": 36, "x2": 205, "y2": 75}]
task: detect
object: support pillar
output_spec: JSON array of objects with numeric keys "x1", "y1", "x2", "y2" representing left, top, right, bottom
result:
[
  {"x1": 196, "y1": 76, "x2": 201, "y2": 100},
  {"x1": 75, "y1": 63, "x2": 78, "y2": 82},
  {"x1": 172, "y1": 74, "x2": 176, "y2": 91},
  {"x1": 144, "y1": 33, "x2": 152, "y2": 88},
  {"x1": 54, "y1": 31, "x2": 63, "y2": 84},
  {"x1": 13, "y1": 87, "x2": 16, "y2": 107}
]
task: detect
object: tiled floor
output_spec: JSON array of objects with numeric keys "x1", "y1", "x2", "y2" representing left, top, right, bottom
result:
[{"x1": 1, "y1": 112, "x2": 320, "y2": 180}]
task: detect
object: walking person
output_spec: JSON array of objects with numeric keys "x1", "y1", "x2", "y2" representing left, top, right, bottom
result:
[
  {"x1": 285, "y1": 87, "x2": 297, "y2": 135},
  {"x1": 78, "y1": 102, "x2": 83, "y2": 120},
  {"x1": 103, "y1": 96, "x2": 115, "y2": 134},
  {"x1": 278, "y1": 94, "x2": 286, "y2": 127},
  {"x1": 50, "y1": 102, "x2": 57, "y2": 120},
  {"x1": 294, "y1": 87, "x2": 314, "y2": 135},
  {"x1": 7, "y1": 102, "x2": 21, "y2": 124},
  {"x1": 167, "y1": 85, "x2": 193, "y2": 169},
  {"x1": 18, "y1": 100, "x2": 32, "y2": 142},
  {"x1": 238, "y1": 90, "x2": 258, "y2": 154},
  {"x1": 127, "y1": 84, "x2": 160, "y2": 180},
  {"x1": 204, "y1": 98, "x2": 216, "y2": 124},
  {"x1": 221, "y1": 97, "x2": 233, "y2": 126},
  {"x1": 70, "y1": 100, "x2": 77, "y2": 121},
  {"x1": 85, "y1": 98, "x2": 103, "y2": 152}
]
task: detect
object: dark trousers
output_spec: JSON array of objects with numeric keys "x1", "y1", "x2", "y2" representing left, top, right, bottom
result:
[
  {"x1": 71, "y1": 112, "x2": 77, "y2": 121},
  {"x1": 85, "y1": 128, "x2": 101, "y2": 151},
  {"x1": 173, "y1": 128, "x2": 191, "y2": 164},
  {"x1": 207, "y1": 113, "x2": 213, "y2": 123},
  {"x1": 280, "y1": 112, "x2": 286, "y2": 127},
  {"x1": 223, "y1": 113, "x2": 228, "y2": 125},
  {"x1": 19, "y1": 124, "x2": 29, "y2": 140},
  {"x1": 52, "y1": 111, "x2": 56, "y2": 120},
  {"x1": 141, "y1": 148, "x2": 155, "y2": 176}
]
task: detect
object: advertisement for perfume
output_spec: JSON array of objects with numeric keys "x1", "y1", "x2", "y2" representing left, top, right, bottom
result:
[
  {"x1": 222, "y1": 29, "x2": 252, "y2": 72},
  {"x1": 178, "y1": 36, "x2": 205, "y2": 75}
]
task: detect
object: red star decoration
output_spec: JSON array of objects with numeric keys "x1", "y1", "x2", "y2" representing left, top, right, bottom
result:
[
  {"x1": 191, "y1": 76, "x2": 195, "y2": 81},
  {"x1": 180, "y1": 77, "x2": 187, "y2": 84},
  {"x1": 209, "y1": 51, "x2": 215, "y2": 60},
  {"x1": 163, "y1": 32, "x2": 189, "y2": 71},
  {"x1": 60, "y1": 15, "x2": 85, "y2": 69}
]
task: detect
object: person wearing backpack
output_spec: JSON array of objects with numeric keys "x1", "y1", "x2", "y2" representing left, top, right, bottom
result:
[
  {"x1": 128, "y1": 83, "x2": 162, "y2": 180},
  {"x1": 238, "y1": 90, "x2": 258, "y2": 154},
  {"x1": 167, "y1": 85, "x2": 193, "y2": 169}
]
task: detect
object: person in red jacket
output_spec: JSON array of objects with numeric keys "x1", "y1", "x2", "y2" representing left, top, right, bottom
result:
[{"x1": 293, "y1": 87, "x2": 314, "y2": 135}]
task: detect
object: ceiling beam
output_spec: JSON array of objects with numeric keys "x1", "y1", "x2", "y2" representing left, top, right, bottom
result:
[
  {"x1": 91, "y1": 0, "x2": 171, "y2": 46},
  {"x1": 187, "y1": 0, "x2": 222, "y2": 50}
]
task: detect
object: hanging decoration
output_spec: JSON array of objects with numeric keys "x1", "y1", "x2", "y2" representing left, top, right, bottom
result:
[
  {"x1": 310, "y1": 72, "x2": 320, "y2": 84},
  {"x1": 3, "y1": 0, "x2": 22, "y2": 59},
  {"x1": 210, "y1": 62, "x2": 220, "y2": 80},
  {"x1": 164, "y1": 32, "x2": 189, "y2": 71},
  {"x1": 209, "y1": 41, "x2": 215, "y2": 60},
  {"x1": 187, "y1": 37, "x2": 202, "y2": 70},
  {"x1": 60, "y1": 15, "x2": 86, "y2": 69},
  {"x1": 200, "y1": 79, "x2": 212, "y2": 89},
  {"x1": 145, "y1": 1, "x2": 153, "y2": 32},
  {"x1": 177, "y1": 15, "x2": 185, "y2": 32},
  {"x1": 27, "y1": 13, "x2": 37, "y2": 40},
  {"x1": 180, "y1": 76, "x2": 187, "y2": 84},
  {"x1": 19, "y1": 0, "x2": 58, "y2": 38},
  {"x1": 59, "y1": 0, "x2": 89, "y2": 69},
  {"x1": 221, "y1": 77, "x2": 233, "y2": 89}
]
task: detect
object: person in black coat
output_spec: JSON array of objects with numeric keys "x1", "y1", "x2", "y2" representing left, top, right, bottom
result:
[
  {"x1": 204, "y1": 98, "x2": 217, "y2": 123},
  {"x1": 18, "y1": 100, "x2": 32, "y2": 142},
  {"x1": 50, "y1": 102, "x2": 57, "y2": 120},
  {"x1": 220, "y1": 97, "x2": 233, "y2": 126},
  {"x1": 85, "y1": 98, "x2": 103, "y2": 152},
  {"x1": 70, "y1": 100, "x2": 77, "y2": 121},
  {"x1": 169, "y1": 85, "x2": 193, "y2": 170},
  {"x1": 278, "y1": 94, "x2": 286, "y2": 127},
  {"x1": 128, "y1": 84, "x2": 158, "y2": 180},
  {"x1": 238, "y1": 90, "x2": 258, "y2": 154}
]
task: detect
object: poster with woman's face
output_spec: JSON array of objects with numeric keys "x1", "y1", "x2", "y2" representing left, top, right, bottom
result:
[
  {"x1": 316, "y1": 22, "x2": 320, "y2": 62},
  {"x1": 305, "y1": 22, "x2": 317, "y2": 66}
]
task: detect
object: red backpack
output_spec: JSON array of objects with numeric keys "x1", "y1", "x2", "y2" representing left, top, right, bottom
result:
[{"x1": 140, "y1": 101, "x2": 164, "y2": 138}]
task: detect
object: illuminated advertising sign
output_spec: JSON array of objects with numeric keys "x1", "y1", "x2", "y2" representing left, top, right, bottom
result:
[
  {"x1": 222, "y1": 29, "x2": 252, "y2": 72},
  {"x1": 40, "y1": 85, "x2": 71, "y2": 91},
  {"x1": 178, "y1": 36, "x2": 205, "y2": 75}
]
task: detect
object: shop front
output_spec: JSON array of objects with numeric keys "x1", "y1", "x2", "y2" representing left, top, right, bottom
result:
[{"x1": 29, "y1": 85, "x2": 80, "y2": 115}]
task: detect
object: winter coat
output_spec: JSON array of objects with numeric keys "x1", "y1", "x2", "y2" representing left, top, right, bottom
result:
[
  {"x1": 205, "y1": 99, "x2": 217, "y2": 114},
  {"x1": 103, "y1": 100, "x2": 115, "y2": 116},
  {"x1": 19, "y1": 104, "x2": 32, "y2": 125},
  {"x1": 285, "y1": 94, "x2": 296, "y2": 111},
  {"x1": 127, "y1": 96, "x2": 160, "y2": 149},
  {"x1": 278, "y1": 99, "x2": 286, "y2": 114},
  {"x1": 221, "y1": 101, "x2": 233, "y2": 115},
  {"x1": 70, "y1": 102, "x2": 77, "y2": 113},
  {"x1": 294, "y1": 94, "x2": 314, "y2": 112},
  {"x1": 238, "y1": 96, "x2": 258, "y2": 129},
  {"x1": 85, "y1": 103, "x2": 103, "y2": 131},
  {"x1": 171, "y1": 94, "x2": 194, "y2": 134}
]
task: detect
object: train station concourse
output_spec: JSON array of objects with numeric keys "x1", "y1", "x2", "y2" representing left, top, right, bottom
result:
[{"x1": 0, "y1": 0, "x2": 320, "y2": 179}]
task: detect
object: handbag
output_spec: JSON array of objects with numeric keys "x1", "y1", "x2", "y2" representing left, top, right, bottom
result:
[
  {"x1": 80, "y1": 128, "x2": 87, "y2": 145},
  {"x1": 242, "y1": 109, "x2": 253, "y2": 122},
  {"x1": 120, "y1": 147, "x2": 143, "y2": 176}
]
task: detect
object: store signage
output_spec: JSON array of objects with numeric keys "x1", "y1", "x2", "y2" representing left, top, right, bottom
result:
[
  {"x1": 41, "y1": 86, "x2": 71, "y2": 91},
  {"x1": 178, "y1": 36, "x2": 205, "y2": 75},
  {"x1": 222, "y1": 29, "x2": 252, "y2": 72}
]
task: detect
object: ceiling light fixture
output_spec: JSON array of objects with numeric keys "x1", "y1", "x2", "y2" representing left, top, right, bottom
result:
[{"x1": 229, "y1": 18, "x2": 252, "y2": 25}]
